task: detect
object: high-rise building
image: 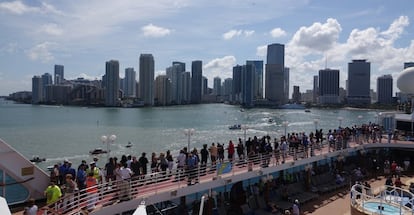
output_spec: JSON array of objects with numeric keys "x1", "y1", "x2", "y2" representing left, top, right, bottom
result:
[
  {"x1": 242, "y1": 64, "x2": 254, "y2": 107},
  {"x1": 232, "y1": 65, "x2": 243, "y2": 102},
  {"x1": 313, "y1": 75, "x2": 319, "y2": 103},
  {"x1": 223, "y1": 78, "x2": 232, "y2": 100},
  {"x1": 348, "y1": 60, "x2": 371, "y2": 105},
  {"x1": 32, "y1": 76, "x2": 42, "y2": 104},
  {"x1": 213, "y1": 77, "x2": 222, "y2": 96},
  {"x1": 319, "y1": 69, "x2": 340, "y2": 104},
  {"x1": 154, "y1": 75, "x2": 171, "y2": 106},
  {"x1": 377, "y1": 75, "x2": 393, "y2": 104},
  {"x1": 139, "y1": 54, "x2": 154, "y2": 106},
  {"x1": 41, "y1": 73, "x2": 53, "y2": 100},
  {"x1": 104, "y1": 60, "x2": 120, "y2": 107},
  {"x1": 191, "y1": 60, "x2": 202, "y2": 103},
  {"x1": 265, "y1": 43, "x2": 285, "y2": 104},
  {"x1": 181, "y1": 72, "x2": 191, "y2": 104},
  {"x1": 166, "y1": 62, "x2": 185, "y2": 104},
  {"x1": 202, "y1": 76, "x2": 208, "y2": 96},
  {"x1": 54, "y1": 64, "x2": 64, "y2": 85},
  {"x1": 404, "y1": 62, "x2": 414, "y2": 69},
  {"x1": 292, "y1": 86, "x2": 301, "y2": 103},
  {"x1": 124, "y1": 68, "x2": 136, "y2": 98},
  {"x1": 246, "y1": 60, "x2": 263, "y2": 100},
  {"x1": 284, "y1": 67, "x2": 290, "y2": 102}
]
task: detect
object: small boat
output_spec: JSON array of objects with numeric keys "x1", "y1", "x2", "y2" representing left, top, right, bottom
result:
[
  {"x1": 228, "y1": 124, "x2": 241, "y2": 130},
  {"x1": 89, "y1": 148, "x2": 107, "y2": 155},
  {"x1": 268, "y1": 118, "x2": 274, "y2": 123},
  {"x1": 305, "y1": 109, "x2": 311, "y2": 113},
  {"x1": 126, "y1": 142, "x2": 133, "y2": 148},
  {"x1": 30, "y1": 156, "x2": 46, "y2": 163}
]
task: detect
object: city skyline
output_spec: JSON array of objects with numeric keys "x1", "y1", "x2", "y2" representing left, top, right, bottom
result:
[{"x1": 0, "y1": 1, "x2": 414, "y2": 96}]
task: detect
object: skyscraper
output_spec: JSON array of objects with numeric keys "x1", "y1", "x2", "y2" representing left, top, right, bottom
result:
[
  {"x1": 265, "y1": 43, "x2": 285, "y2": 104},
  {"x1": 166, "y1": 63, "x2": 184, "y2": 104},
  {"x1": 154, "y1": 75, "x2": 171, "y2": 106},
  {"x1": 246, "y1": 60, "x2": 263, "y2": 100},
  {"x1": 292, "y1": 86, "x2": 301, "y2": 103},
  {"x1": 124, "y1": 68, "x2": 136, "y2": 98},
  {"x1": 241, "y1": 64, "x2": 254, "y2": 107},
  {"x1": 284, "y1": 67, "x2": 290, "y2": 102},
  {"x1": 32, "y1": 76, "x2": 42, "y2": 104},
  {"x1": 104, "y1": 60, "x2": 120, "y2": 107},
  {"x1": 348, "y1": 60, "x2": 371, "y2": 105},
  {"x1": 191, "y1": 60, "x2": 202, "y2": 104},
  {"x1": 54, "y1": 64, "x2": 64, "y2": 85},
  {"x1": 377, "y1": 75, "x2": 393, "y2": 104},
  {"x1": 41, "y1": 73, "x2": 53, "y2": 101},
  {"x1": 181, "y1": 72, "x2": 191, "y2": 104},
  {"x1": 139, "y1": 54, "x2": 155, "y2": 106},
  {"x1": 232, "y1": 65, "x2": 243, "y2": 103},
  {"x1": 213, "y1": 77, "x2": 222, "y2": 96},
  {"x1": 319, "y1": 69, "x2": 340, "y2": 104},
  {"x1": 313, "y1": 75, "x2": 319, "y2": 103}
]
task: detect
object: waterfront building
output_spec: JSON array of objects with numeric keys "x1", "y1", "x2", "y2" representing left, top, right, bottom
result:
[
  {"x1": 292, "y1": 85, "x2": 301, "y2": 103},
  {"x1": 104, "y1": 60, "x2": 120, "y2": 107},
  {"x1": 213, "y1": 77, "x2": 221, "y2": 96},
  {"x1": 319, "y1": 68, "x2": 340, "y2": 104},
  {"x1": 246, "y1": 60, "x2": 264, "y2": 100},
  {"x1": 377, "y1": 75, "x2": 393, "y2": 104},
  {"x1": 182, "y1": 71, "x2": 191, "y2": 104},
  {"x1": 191, "y1": 60, "x2": 202, "y2": 104},
  {"x1": 202, "y1": 76, "x2": 208, "y2": 96},
  {"x1": 45, "y1": 85, "x2": 72, "y2": 104},
  {"x1": 232, "y1": 65, "x2": 242, "y2": 103},
  {"x1": 31, "y1": 75, "x2": 42, "y2": 104},
  {"x1": 124, "y1": 68, "x2": 136, "y2": 98},
  {"x1": 41, "y1": 73, "x2": 53, "y2": 100},
  {"x1": 241, "y1": 64, "x2": 254, "y2": 107},
  {"x1": 347, "y1": 59, "x2": 371, "y2": 105},
  {"x1": 265, "y1": 43, "x2": 286, "y2": 104},
  {"x1": 154, "y1": 75, "x2": 172, "y2": 106},
  {"x1": 284, "y1": 67, "x2": 290, "y2": 102},
  {"x1": 313, "y1": 75, "x2": 319, "y2": 104},
  {"x1": 54, "y1": 64, "x2": 64, "y2": 85},
  {"x1": 404, "y1": 62, "x2": 414, "y2": 69},
  {"x1": 166, "y1": 63, "x2": 184, "y2": 104},
  {"x1": 139, "y1": 54, "x2": 155, "y2": 106},
  {"x1": 223, "y1": 78, "x2": 232, "y2": 101}
]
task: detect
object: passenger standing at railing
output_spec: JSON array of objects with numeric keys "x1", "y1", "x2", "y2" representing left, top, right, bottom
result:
[
  {"x1": 119, "y1": 163, "x2": 132, "y2": 201},
  {"x1": 176, "y1": 150, "x2": 187, "y2": 180},
  {"x1": 200, "y1": 144, "x2": 209, "y2": 175},
  {"x1": 62, "y1": 174, "x2": 78, "y2": 211},
  {"x1": 227, "y1": 140, "x2": 235, "y2": 163},
  {"x1": 237, "y1": 138, "x2": 245, "y2": 162},
  {"x1": 280, "y1": 136, "x2": 288, "y2": 164},
  {"x1": 138, "y1": 152, "x2": 148, "y2": 179},
  {"x1": 209, "y1": 143, "x2": 217, "y2": 167},
  {"x1": 217, "y1": 143, "x2": 224, "y2": 163},
  {"x1": 86, "y1": 172, "x2": 98, "y2": 211},
  {"x1": 166, "y1": 150, "x2": 174, "y2": 174}
]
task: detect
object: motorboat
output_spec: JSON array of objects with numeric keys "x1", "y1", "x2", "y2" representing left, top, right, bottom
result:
[
  {"x1": 305, "y1": 109, "x2": 311, "y2": 113},
  {"x1": 89, "y1": 148, "x2": 108, "y2": 155},
  {"x1": 228, "y1": 124, "x2": 241, "y2": 130},
  {"x1": 126, "y1": 142, "x2": 133, "y2": 148},
  {"x1": 30, "y1": 156, "x2": 46, "y2": 163}
]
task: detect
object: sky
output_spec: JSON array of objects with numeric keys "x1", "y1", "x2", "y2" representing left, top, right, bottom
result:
[{"x1": 0, "y1": 0, "x2": 414, "y2": 96}]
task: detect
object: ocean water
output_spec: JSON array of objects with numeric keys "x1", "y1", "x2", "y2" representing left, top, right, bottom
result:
[{"x1": 0, "y1": 99, "x2": 379, "y2": 170}]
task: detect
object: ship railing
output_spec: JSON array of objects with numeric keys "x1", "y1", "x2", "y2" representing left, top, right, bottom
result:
[
  {"x1": 350, "y1": 183, "x2": 414, "y2": 214},
  {"x1": 41, "y1": 138, "x2": 369, "y2": 214}
]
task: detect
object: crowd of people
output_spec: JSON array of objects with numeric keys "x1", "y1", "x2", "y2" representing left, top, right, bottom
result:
[{"x1": 39, "y1": 121, "x2": 403, "y2": 213}]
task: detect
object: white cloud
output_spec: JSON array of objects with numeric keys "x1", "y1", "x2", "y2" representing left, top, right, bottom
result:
[
  {"x1": 142, "y1": 24, "x2": 171, "y2": 37},
  {"x1": 256, "y1": 45, "x2": 267, "y2": 57},
  {"x1": 0, "y1": 42, "x2": 19, "y2": 54},
  {"x1": 204, "y1": 56, "x2": 236, "y2": 84},
  {"x1": 223, "y1": 29, "x2": 254, "y2": 40},
  {"x1": 40, "y1": 23, "x2": 64, "y2": 36},
  {"x1": 0, "y1": 0, "x2": 38, "y2": 14},
  {"x1": 26, "y1": 42, "x2": 57, "y2": 63},
  {"x1": 290, "y1": 18, "x2": 342, "y2": 52},
  {"x1": 380, "y1": 16, "x2": 409, "y2": 43},
  {"x1": 270, "y1": 28, "x2": 287, "y2": 38}
]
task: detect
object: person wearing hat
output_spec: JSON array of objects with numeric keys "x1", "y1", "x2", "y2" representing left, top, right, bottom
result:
[
  {"x1": 292, "y1": 199, "x2": 299, "y2": 215},
  {"x1": 87, "y1": 162, "x2": 102, "y2": 183}
]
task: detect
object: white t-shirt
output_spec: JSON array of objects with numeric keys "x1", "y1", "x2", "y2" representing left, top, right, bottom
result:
[
  {"x1": 120, "y1": 167, "x2": 132, "y2": 180},
  {"x1": 24, "y1": 205, "x2": 38, "y2": 215}
]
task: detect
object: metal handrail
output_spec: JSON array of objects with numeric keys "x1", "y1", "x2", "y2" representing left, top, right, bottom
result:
[{"x1": 40, "y1": 138, "x2": 390, "y2": 214}]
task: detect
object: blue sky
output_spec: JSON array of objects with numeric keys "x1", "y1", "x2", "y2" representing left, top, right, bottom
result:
[{"x1": 0, "y1": 0, "x2": 413, "y2": 96}]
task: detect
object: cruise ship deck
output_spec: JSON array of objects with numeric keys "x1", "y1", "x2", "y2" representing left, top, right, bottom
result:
[{"x1": 21, "y1": 136, "x2": 412, "y2": 215}]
